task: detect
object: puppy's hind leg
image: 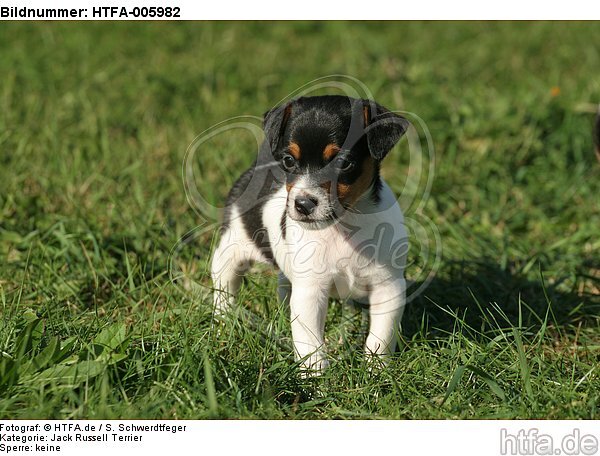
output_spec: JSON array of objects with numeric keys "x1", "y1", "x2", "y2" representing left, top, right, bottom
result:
[{"x1": 210, "y1": 228, "x2": 251, "y2": 316}]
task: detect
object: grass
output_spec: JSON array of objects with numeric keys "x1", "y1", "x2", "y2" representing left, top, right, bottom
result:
[{"x1": 0, "y1": 22, "x2": 599, "y2": 419}]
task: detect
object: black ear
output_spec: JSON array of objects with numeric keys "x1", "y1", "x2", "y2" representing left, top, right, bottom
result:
[
  {"x1": 263, "y1": 102, "x2": 293, "y2": 156},
  {"x1": 362, "y1": 100, "x2": 409, "y2": 160}
]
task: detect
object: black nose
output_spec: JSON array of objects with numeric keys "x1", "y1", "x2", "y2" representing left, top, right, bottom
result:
[{"x1": 294, "y1": 197, "x2": 318, "y2": 216}]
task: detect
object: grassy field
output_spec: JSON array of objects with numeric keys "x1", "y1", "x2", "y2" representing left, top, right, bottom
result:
[{"x1": 0, "y1": 22, "x2": 599, "y2": 419}]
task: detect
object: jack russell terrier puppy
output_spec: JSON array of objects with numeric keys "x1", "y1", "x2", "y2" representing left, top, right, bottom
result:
[{"x1": 211, "y1": 95, "x2": 410, "y2": 373}]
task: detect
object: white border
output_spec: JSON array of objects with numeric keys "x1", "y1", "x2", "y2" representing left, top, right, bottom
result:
[
  {"x1": 1, "y1": 420, "x2": 600, "y2": 455},
  {"x1": 1, "y1": 0, "x2": 600, "y2": 19}
]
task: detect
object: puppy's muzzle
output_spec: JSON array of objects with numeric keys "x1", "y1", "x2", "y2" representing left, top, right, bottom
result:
[{"x1": 294, "y1": 196, "x2": 318, "y2": 216}]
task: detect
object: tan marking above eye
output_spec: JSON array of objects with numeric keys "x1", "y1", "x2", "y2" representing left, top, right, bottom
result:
[
  {"x1": 336, "y1": 157, "x2": 375, "y2": 206},
  {"x1": 288, "y1": 142, "x2": 301, "y2": 160},
  {"x1": 319, "y1": 181, "x2": 332, "y2": 193},
  {"x1": 323, "y1": 143, "x2": 341, "y2": 161},
  {"x1": 363, "y1": 105, "x2": 370, "y2": 126}
]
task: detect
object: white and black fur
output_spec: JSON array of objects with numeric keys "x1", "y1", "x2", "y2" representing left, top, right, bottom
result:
[{"x1": 211, "y1": 95, "x2": 410, "y2": 373}]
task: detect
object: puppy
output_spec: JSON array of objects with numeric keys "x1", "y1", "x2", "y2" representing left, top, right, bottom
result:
[{"x1": 211, "y1": 95, "x2": 410, "y2": 373}]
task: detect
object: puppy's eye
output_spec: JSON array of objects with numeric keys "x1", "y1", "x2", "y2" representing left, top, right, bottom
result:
[
  {"x1": 281, "y1": 154, "x2": 297, "y2": 171},
  {"x1": 335, "y1": 157, "x2": 355, "y2": 172}
]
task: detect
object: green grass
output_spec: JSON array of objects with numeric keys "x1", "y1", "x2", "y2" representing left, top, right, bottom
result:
[{"x1": 1, "y1": 22, "x2": 599, "y2": 419}]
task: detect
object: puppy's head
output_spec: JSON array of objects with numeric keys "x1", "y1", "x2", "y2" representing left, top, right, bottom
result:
[{"x1": 263, "y1": 95, "x2": 408, "y2": 226}]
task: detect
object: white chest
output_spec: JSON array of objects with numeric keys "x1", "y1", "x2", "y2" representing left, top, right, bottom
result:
[{"x1": 263, "y1": 184, "x2": 407, "y2": 300}]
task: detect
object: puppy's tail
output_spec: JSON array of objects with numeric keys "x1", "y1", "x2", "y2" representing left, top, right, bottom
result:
[{"x1": 595, "y1": 108, "x2": 600, "y2": 163}]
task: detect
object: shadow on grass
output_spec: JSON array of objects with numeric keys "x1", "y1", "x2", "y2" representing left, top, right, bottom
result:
[{"x1": 403, "y1": 257, "x2": 600, "y2": 340}]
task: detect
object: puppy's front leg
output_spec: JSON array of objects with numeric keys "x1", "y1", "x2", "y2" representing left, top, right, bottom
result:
[
  {"x1": 289, "y1": 281, "x2": 330, "y2": 374},
  {"x1": 365, "y1": 278, "x2": 406, "y2": 363}
]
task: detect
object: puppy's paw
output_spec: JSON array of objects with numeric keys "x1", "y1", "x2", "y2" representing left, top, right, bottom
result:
[
  {"x1": 364, "y1": 351, "x2": 389, "y2": 374},
  {"x1": 298, "y1": 353, "x2": 330, "y2": 378}
]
